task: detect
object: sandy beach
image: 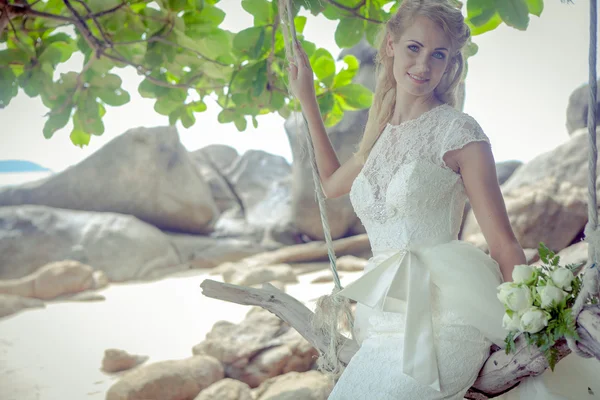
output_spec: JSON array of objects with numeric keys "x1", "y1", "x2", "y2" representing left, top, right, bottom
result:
[{"x1": 0, "y1": 267, "x2": 360, "y2": 400}]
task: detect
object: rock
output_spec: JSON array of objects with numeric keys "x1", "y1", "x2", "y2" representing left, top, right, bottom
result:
[
  {"x1": 105, "y1": 355, "x2": 223, "y2": 400},
  {"x1": 523, "y1": 248, "x2": 540, "y2": 264},
  {"x1": 501, "y1": 128, "x2": 600, "y2": 194},
  {"x1": 102, "y1": 349, "x2": 149, "y2": 373},
  {"x1": 193, "y1": 147, "x2": 292, "y2": 231},
  {"x1": 0, "y1": 205, "x2": 181, "y2": 281},
  {"x1": 253, "y1": 371, "x2": 334, "y2": 400},
  {"x1": 496, "y1": 160, "x2": 523, "y2": 185},
  {"x1": 223, "y1": 263, "x2": 298, "y2": 286},
  {"x1": 337, "y1": 255, "x2": 368, "y2": 272},
  {"x1": 194, "y1": 378, "x2": 253, "y2": 400},
  {"x1": 462, "y1": 178, "x2": 587, "y2": 252},
  {"x1": 566, "y1": 80, "x2": 600, "y2": 135},
  {"x1": 191, "y1": 145, "x2": 241, "y2": 213},
  {"x1": 0, "y1": 294, "x2": 44, "y2": 318},
  {"x1": 65, "y1": 291, "x2": 106, "y2": 302},
  {"x1": 227, "y1": 150, "x2": 291, "y2": 212},
  {"x1": 0, "y1": 126, "x2": 219, "y2": 234},
  {"x1": 211, "y1": 234, "x2": 371, "y2": 277},
  {"x1": 167, "y1": 233, "x2": 268, "y2": 269},
  {"x1": 193, "y1": 308, "x2": 318, "y2": 388},
  {"x1": 458, "y1": 160, "x2": 523, "y2": 237},
  {"x1": 211, "y1": 153, "x2": 294, "y2": 242},
  {"x1": 311, "y1": 275, "x2": 334, "y2": 284},
  {"x1": 0, "y1": 260, "x2": 101, "y2": 300}
]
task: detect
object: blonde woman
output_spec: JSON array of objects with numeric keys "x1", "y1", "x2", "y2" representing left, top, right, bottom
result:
[{"x1": 288, "y1": 0, "x2": 597, "y2": 399}]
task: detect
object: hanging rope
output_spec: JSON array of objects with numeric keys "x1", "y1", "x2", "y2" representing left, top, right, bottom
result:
[
  {"x1": 278, "y1": 0, "x2": 354, "y2": 379},
  {"x1": 567, "y1": 0, "x2": 600, "y2": 358}
]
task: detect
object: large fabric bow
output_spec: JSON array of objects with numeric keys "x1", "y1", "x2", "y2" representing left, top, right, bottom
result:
[{"x1": 337, "y1": 248, "x2": 441, "y2": 391}]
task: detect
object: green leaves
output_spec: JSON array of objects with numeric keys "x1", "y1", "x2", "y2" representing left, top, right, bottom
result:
[
  {"x1": 0, "y1": 0, "x2": 552, "y2": 146},
  {"x1": 495, "y1": 0, "x2": 530, "y2": 30},
  {"x1": 0, "y1": 69, "x2": 18, "y2": 108},
  {"x1": 526, "y1": 0, "x2": 544, "y2": 16},
  {"x1": 43, "y1": 107, "x2": 72, "y2": 139},
  {"x1": 466, "y1": 0, "x2": 541, "y2": 34},
  {"x1": 335, "y1": 18, "x2": 364, "y2": 48},
  {"x1": 311, "y1": 48, "x2": 336, "y2": 87},
  {"x1": 335, "y1": 84, "x2": 373, "y2": 109},
  {"x1": 242, "y1": 0, "x2": 274, "y2": 25}
]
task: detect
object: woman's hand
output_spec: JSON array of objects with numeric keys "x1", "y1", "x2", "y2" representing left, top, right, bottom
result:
[{"x1": 287, "y1": 39, "x2": 316, "y2": 105}]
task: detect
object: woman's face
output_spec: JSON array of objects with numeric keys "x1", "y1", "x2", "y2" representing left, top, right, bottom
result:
[{"x1": 386, "y1": 16, "x2": 452, "y2": 99}]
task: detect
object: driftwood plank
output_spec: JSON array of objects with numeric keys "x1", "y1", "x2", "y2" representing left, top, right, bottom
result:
[{"x1": 200, "y1": 279, "x2": 600, "y2": 399}]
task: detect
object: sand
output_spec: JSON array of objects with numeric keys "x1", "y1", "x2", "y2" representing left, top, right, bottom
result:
[{"x1": 0, "y1": 268, "x2": 359, "y2": 400}]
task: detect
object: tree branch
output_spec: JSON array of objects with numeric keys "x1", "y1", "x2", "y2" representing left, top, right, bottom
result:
[
  {"x1": 323, "y1": 0, "x2": 384, "y2": 24},
  {"x1": 200, "y1": 279, "x2": 359, "y2": 363},
  {"x1": 85, "y1": 2, "x2": 126, "y2": 19},
  {"x1": 200, "y1": 278, "x2": 600, "y2": 399},
  {"x1": 72, "y1": 0, "x2": 112, "y2": 47},
  {"x1": 0, "y1": 9, "x2": 9, "y2": 36}
]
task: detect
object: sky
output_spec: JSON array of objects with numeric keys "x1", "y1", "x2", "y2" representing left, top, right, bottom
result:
[{"x1": 0, "y1": 0, "x2": 596, "y2": 174}]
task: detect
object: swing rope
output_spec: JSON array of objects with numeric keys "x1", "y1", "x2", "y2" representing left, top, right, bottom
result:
[
  {"x1": 278, "y1": 0, "x2": 599, "y2": 377},
  {"x1": 567, "y1": 0, "x2": 599, "y2": 358},
  {"x1": 279, "y1": 0, "x2": 354, "y2": 379}
]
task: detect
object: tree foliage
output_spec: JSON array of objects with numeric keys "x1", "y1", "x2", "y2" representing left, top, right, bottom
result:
[{"x1": 0, "y1": 0, "x2": 551, "y2": 146}]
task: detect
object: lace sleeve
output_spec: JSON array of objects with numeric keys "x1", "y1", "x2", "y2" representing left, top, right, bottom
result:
[{"x1": 439, "y1": 114, "x2": 490, "y2": 165}]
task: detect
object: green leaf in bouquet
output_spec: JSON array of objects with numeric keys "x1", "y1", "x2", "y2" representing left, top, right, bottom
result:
[
  {"x1": 504, "y1": 330, "x2": 517, "y2": 354},
  {"x1": 538, "y1": 242, "x2": 552, "y2": 264}
]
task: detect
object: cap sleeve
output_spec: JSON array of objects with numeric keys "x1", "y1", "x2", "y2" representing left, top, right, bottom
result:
[{"x1": 439, "y1": 114, "x2": 490, "y2": 164}]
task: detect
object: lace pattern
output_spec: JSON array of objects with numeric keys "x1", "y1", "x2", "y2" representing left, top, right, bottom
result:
[
  {"x1": 330, "y1": 105, "x2": 493, "y2": 400},
  {"x1": 349, "y1": 104, "x2": 490, "y2": 251}
]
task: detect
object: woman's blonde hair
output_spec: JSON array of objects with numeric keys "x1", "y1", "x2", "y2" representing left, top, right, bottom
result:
[{"x1": 355, "y1": 0, "x2": 470, "y2": 163}]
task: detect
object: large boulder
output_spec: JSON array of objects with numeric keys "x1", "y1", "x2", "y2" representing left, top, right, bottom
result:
[
  {"x1": 0, "y1": 260, "x2": 107, "y2": 300},
  {"x1": 193, "y1": 148, "x2": 294, "y2": 243},
  {"x1": 0, "y1": 126, "x2": 219, "y2": 234},
  {"x1": 462, "y1": 177, "x2": 587, "y2": 252},
  {"x1": 106, "y1": 355, "x2": 223, "y2": 400},
  {"x1": 461, "y1": 129, "x2": 595, "y2": 252},
  {"x1": 253, "y1": 371, "x2": 334, "y2": 400},
  {"x1": 226, "y1": 150, "x2": 290, "y2": 208},
  {"x1": 0, "y1": 205, "x2": 181, "y2": 281},
  {"x1": 192, "y1": 308, "x2": 318, "y2": 388},
  {"x1": 190, "y1": 144, "x2": 241, "y2": 213},
  {"x1": 566, "y1": 80, "x2": 600, "y2": 135}
]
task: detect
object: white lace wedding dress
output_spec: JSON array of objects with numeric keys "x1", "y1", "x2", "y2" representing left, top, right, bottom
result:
[{"x1": 327, "y1": 104, "x2": 599, "y2": 400}]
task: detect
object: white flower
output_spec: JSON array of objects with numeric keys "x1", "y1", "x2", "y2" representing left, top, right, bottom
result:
[
  {"x1": 551, "y1": 267, "x2": 574, "y2": 291},
  {"x1": 512, "y1": 264, "x2": 536, "y2": 284},
  {"x1": 498, "y1": 284, "x2": 533, "y2": 312},
  {"x1": 519, "y1": 307, "x2": 549, "y2": 334},
  {"x1": 538, "y1": 284, "x2": 566, "y2": 309},
  {"x1": 502, "y1": 312, "x2": 521, "y2": 332},
  {"x1": 497, "y1": 282, "x2": 517, "y2": 303}
]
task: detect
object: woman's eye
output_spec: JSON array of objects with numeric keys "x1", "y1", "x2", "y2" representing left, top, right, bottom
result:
[
  {"x1": 432, "y1": 52, "x2": 446, "y2": 60},
  {"x1": 408, "y1": 45, "x2": 419, "y2": 52}
]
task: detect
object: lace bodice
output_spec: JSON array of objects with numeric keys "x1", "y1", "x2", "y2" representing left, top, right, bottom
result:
[{"x1": 350, "y1": 104, "x2": 490, "y2": 252}]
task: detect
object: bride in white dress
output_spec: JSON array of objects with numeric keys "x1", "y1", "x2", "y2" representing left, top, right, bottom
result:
[{"x1": 287, "y1": 0, "x2": 598, "y2": 399}]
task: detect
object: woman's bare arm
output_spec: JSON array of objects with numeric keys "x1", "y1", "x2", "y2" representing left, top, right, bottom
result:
[
  {"x1": 300, "y1": 97, "x2": 363, "y2": 198},
  {"x1": 448, "y1": 141, "x2": 525, "y2": 282}
]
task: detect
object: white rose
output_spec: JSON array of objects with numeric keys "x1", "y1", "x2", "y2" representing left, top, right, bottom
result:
[
  {"x1": 551, "y1": 267, "x2": 574, "y2": 291},
  {"x1": 500, "y1": 285, "x2": 533, "y2": 312},
  {"x1": 512, "y1": 264, "x2": 536, "y2": 284},
  {"x1": 538, "y1": 284, "x2": 566, "y2": 309},
  {"x1": 519, "y1": 307, "x2": 549, "y2": 334},
  {"x1": 502, "y1": 312, "x2": 521, "y2": 332},
  {"x1": 497, "y1": 282, "x2": 518, "y2": 303}
]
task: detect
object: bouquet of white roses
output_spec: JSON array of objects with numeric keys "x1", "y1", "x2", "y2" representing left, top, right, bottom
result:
[{"x1": 497, "y1": 243, "x2": 586, "y2": 369}]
